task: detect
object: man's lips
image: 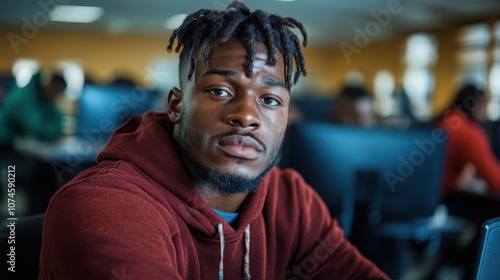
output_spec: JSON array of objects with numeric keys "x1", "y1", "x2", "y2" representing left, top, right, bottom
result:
[{"x1": 217, "y1": 135, "x2": 264, "y2": 159}]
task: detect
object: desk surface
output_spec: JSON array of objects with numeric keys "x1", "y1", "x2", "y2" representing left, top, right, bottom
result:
[{"x1": 14, "y1": 135, "x2": 109, "y2": 163}]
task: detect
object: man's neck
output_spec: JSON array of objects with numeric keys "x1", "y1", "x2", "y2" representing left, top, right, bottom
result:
[{"x1": 194, "y1": 183, "x2": 248, "y2": 213}]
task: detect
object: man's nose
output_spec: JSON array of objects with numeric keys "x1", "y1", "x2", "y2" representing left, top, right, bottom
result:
[{"x1": 225, "y1": 94, "x2": 261, "y2": 130}]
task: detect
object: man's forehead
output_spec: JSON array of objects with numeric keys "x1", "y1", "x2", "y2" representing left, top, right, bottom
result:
[
  {"x1": 197, "y1": 38, "x2": 285, "y2": 75},
  {"x1": 199, "y1": 38, "x2": 275, "y2": 60}
]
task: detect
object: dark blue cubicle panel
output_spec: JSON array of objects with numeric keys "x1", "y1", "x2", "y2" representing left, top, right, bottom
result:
[
  {"x1": 480, "y1": 120, "x2": 500, "y2": 160},
  {"x1": 75, "y1": 84, "x2": 159, "y2": 137},
  {"x1": 293, "y1": 96, "x2": 335, "y2": 123},
  {"x1": 0, "y1": 75, "x2": 16, "y2": 105},
  {"x1": 280, "y1": 123, "x2": 448, "y2": 236}
]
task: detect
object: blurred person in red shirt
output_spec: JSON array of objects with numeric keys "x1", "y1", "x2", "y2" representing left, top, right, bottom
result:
[{"x1": 436, "y1": 83, "x2": 500, "y2": 195}]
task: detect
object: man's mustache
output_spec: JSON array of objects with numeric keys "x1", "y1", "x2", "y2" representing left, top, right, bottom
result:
[{"x1": 211, "y1": 130, "x2": 267, "y2": 153}]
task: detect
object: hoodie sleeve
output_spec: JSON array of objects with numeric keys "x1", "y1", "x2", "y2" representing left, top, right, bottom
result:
[
  {"x1": 282, "y1": 169, "x2": 389, "y2": 280},
  {"x1": 39, "y1": 179, "x2": 183, "y2": 280}
]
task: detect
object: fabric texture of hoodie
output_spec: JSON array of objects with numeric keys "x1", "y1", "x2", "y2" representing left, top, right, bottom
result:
[{"x1": 39, "y1": 111, "x2": 389, "y2": 280}]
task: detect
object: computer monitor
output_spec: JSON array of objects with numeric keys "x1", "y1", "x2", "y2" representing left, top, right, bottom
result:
[
  {"x1": 280, "y1": 123, "x2": 448, "y2": 235},
  {"x1": 75, "y1": 84, "x2": 159, "y2": 138}
]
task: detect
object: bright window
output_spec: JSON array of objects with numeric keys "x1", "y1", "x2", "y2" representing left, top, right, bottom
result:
[
  {"x1": 373, "y1": 70, "x2": 395, "y2": 117},
  {"x1": 403, "y1": 33, "x2": 437, "y2": 120},
  {"x1": 58, "y1": 60, "x2": 85, "y2": 100},
  {"x1": 488, "y1": 21, "x2": 500, "y2": 120},
  {"x1": 12, "y1": 59, "x2": 40, "y2": 88},
  {"x1": 456, "y1": 23, "x2": 490, "y2": 85}
]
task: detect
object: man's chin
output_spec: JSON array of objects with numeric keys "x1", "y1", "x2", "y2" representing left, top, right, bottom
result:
[
  {"x1": 205, "y1": 169, "x2": 266, "y2": 195},
  {"x1": 212, "y1": 167, "x2": 263, "y2": 181}
]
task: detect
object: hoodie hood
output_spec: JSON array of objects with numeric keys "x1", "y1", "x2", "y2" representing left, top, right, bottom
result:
[{"x1": 96, "y1": 111, "x2": 269, "y2": 237}]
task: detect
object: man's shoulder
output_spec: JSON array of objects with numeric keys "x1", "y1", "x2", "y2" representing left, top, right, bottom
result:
[
  {"x1": 264, "y1": 167, "x2": 318, "y2": 201},
  {"x1": 45, "y1": 160, "x2": 182, "y2": 237},
  {"x1": 51, "y1": 160, "x2": 165, "y2": 212},
  {"x1": 265, "y1": 167, "x2": 305, "y2": 184},
  {"x1": 65, "y1": 160, "x2": 148, "y2": 189}
]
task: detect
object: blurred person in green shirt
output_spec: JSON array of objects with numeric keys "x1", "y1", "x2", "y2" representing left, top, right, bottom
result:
[{"x1": 0, "y1": 71, "x2": 66, "y2": 157}]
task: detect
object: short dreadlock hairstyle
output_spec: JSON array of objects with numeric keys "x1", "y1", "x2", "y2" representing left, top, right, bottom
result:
[{"x1": 166, "y1": 1, "x2": 307, "y2": 90}]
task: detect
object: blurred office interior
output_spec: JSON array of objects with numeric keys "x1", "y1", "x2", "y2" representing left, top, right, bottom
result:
[{"x1": 1, "y1": 1, "x2": 500, "y2": 279}]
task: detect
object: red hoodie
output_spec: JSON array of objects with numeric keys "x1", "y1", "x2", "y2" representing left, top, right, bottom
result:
[{"x1": 39, "y1": 111, "x2": 388, "y2": 280}]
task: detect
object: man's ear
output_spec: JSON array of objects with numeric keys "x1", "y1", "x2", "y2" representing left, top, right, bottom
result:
[{"x1": 167, "y1": 87, "x2": 182, "y2": 123}]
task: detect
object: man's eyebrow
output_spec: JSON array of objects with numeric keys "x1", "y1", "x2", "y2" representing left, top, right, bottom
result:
[
  {"x1": 200, "y1": 69, "x2": 237, "y2": 78},
  {"x1": 261, "y1": 77, "x2": 287, "y2": 89},
  {"x1": 200, "y1": 69, "x2": 288, "y2": 89}
]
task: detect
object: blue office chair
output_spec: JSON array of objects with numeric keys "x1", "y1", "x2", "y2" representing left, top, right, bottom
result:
[{"x1": 473, "y1": 217, "x2": 500, "y2": 280}]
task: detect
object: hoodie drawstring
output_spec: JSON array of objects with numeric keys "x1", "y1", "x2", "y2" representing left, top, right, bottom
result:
[
  {"x1": 243, "y1": 224, "x2": 251, "y2": 279},
  {"x1": 218, "y1": 223, "x2": 225, "y2": 280},
  {"x1": 217, "y1": 223, "x2": 251, "y2": 280}
]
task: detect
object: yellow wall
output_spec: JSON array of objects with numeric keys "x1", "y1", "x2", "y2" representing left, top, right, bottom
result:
[
  {"x1": 0, "y1": 23, "x2": 492, "y2": 115},
  {"x1": 430, "y1": 28, "x2": 460, "y2": 117},
  {"x1": 297, "y1": 37, "x2": 407, "y2": 95},
  {"x1": 0, "y1": 29, "x2": 174, "y2": 85},
  {"x1": 0, "y1": 27, "x2": 410, "y2": 90}
]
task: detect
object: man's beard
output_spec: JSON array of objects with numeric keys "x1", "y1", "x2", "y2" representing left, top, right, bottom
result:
[{"x1": 175, "y1": 114, "x2": 282, "y2": 195}]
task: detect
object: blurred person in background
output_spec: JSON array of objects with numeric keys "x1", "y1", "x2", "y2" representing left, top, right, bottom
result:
[
  {"x1": 0, "y1": 71, "x2": 66, "y2": 158},
  {"x1": 330, "y1": 84, "x2": 377, "y2": 127},
  {"x1": 436, "y1": 83, "x2": 500, "y2": 196}
]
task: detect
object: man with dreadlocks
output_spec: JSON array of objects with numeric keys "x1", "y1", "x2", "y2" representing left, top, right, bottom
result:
[{"x1": 39, "y1": 2, "x2": 388, "y2": 279}]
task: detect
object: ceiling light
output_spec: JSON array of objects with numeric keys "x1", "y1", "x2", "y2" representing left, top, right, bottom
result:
[
  {"x1": 50, "y1": 5, "x2": 104, "y2": 23},
  {"x1": 164, "y1": 14, "x2": 188, "y2": 30}
]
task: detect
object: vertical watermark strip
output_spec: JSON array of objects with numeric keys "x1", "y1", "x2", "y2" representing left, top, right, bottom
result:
[{"x1": 6, "y1": 165, "x2": 17, "y2": 273}]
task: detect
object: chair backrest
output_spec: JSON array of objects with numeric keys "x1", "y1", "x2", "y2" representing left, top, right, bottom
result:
[
  {"x1": 474, "y1": 216, "x2": 500, "y2": 280},
  {"x1": 279, "y1": 123, "x2": 448, "y2": 235},
  {"x1": 0, "y1": 213, "x2": 45, "y2": 280}
]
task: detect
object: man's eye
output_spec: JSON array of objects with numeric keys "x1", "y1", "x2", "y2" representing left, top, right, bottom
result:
[
  {"x1": 207, "y1": 89, "x2": 230, "y2": 97},
  {"x1": 260, "y1": 97, "x2": 280, "y2": 106}
]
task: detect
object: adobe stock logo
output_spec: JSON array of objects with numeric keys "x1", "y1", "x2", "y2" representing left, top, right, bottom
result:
[{"x1": 339, "y1": 0, "x2": 406, "y2": 63}]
